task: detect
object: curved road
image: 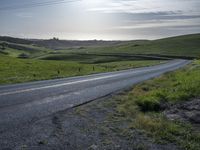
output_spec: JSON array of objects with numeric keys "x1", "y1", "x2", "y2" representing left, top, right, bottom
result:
[{"x1": 0, "y1": 59, "x2": 189, "y2": 148}]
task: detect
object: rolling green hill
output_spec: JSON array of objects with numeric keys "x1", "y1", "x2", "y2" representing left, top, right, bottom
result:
[
  {"x1": 0, "y1": 33, "x2": 199, "y2": 84},
  {"x1": 1, "y1": 34, "x2": 200, "y2": 59},
  {"x1": 69, "y1": 34, "x2": 200, "y2": 58},
  {"x1": 0, "y1": 41, "x2": 51, "y2": 58}
]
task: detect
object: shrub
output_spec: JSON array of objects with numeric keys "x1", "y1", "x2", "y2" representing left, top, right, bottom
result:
[
  {"x1": 0, "y1": 42, "x2": 7, "y2": 50},
  {"x1": 135, "y1": 96, "x2": 161, "y2": 111},
  {"x1": 134, "y1": 60, "x2": 200, "y2": 111}
]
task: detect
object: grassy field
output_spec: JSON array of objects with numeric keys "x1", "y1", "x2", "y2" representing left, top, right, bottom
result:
[
  {"x1": 65, "y1": 34, "x2": 200, "y2": 58},
  {"x1": 1, "y1": 34, "x2": 200, "y2": 61},
  {"x1": 0, "y1": 40, "x2": 165, "y2": 85},
  {"x1": 112, "y1": 59, "x2": 200, "y2": 150},
  {"x1": 0, "y1": 42, "x2": 50, "y2": 58},
  {"x1": 0, "y1": 54, "x2": 161, "y2": 84},
  {"x1": 0, "y1": 33, "x2": 199, "y2": 85}
]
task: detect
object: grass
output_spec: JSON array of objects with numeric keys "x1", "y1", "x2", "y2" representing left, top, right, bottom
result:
[
  {"x1": 112, "y1": 60, "x2": 200, "y2": 150},
  {"x1": 116, "y1": 60, "x2": 200, "y2": 113},
  {"x1": 133, "y1": 60, "x2": 200, "y2": 111},
  {"x1": 67, "y1": 34, "x2": 200, "y2": 58},
  {"x1": 0, "y1": 54, "x2": 161, "y2": 84},
  {"x1": 1, "y1": 34, "x2": 200, "y2": 60},
  {"x1": 0, "y1": 39, "x2": 165, "y2": 85},
  {"x1": 39, "y1": 53, "x2": 121, "y2": 63},
  {"x1": 39, "y1": 53, "x2": 167, "y2": 64},
  {"x1": 132, "y1": 114, "x2": 200, "y2": 150},
  {"x1": 0, "y1": 47, "x2": 49, "y2": 58}
]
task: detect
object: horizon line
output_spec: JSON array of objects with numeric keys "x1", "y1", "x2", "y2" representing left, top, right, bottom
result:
[{"x1": 0, "y1": 33, "x2": 200, "y2": 42}]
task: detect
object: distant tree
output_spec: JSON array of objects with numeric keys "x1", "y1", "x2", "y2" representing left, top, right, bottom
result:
[
  {"x1": 18, "y1": 53, "x2": 29, "y2": 59},
  {"x1": 53, "y1": 37, "x2": 59, "y2": 40},
  {"x1": 0, "y1": 42, "x2": 6, "y2": 50},
  {"x1": 133, "y1": 44, "x2": 140, "y2": 47}
]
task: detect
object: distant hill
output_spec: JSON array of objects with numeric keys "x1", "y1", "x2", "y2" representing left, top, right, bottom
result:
[
  {"x1": 0, "y1": 36, "x2": 132, "y2": 50},
  {"x1": 77, "y1": 33, "x2": 200, "y2": 58},
  {"x1": 0, "y1": 36, "x2": 32, "y2": 45},
  {"x1": 33, "y1": 39, "x2": 133, "y2": 49},
  {"x1": 0, "y1": 33, "x2": 200, "y2": 58}
]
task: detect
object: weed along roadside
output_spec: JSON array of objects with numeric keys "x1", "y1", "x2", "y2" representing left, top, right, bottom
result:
[{"x1": 113, "y1": 59, "x2": 200, "y2": 150}]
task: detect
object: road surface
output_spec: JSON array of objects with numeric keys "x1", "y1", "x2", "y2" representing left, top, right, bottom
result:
[{"x1": 0, "y1": 59, "x2": 189, "y2": 148}]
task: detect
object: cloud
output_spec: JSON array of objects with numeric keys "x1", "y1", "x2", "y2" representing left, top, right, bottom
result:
[
  {"x1": 1, "y1": 0, "x2": 200, "y2": 40},
  {"x1": 112, "y1": 18, "x2": 200, "y2": 30},
  {"x1": 85, "y1": 0, "x2": 200, "y2": 37},
  {"x1": 87, "y1": 0, "x2": 200, "y2": 15}
]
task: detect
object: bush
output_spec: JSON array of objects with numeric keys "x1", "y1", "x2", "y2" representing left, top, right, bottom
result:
[
  {"x1": 135, "y1": 96, "x2": 161, "y2": 111},
  {"x1": 0, "y1": 42, "x2": 7, "y2": 50}
]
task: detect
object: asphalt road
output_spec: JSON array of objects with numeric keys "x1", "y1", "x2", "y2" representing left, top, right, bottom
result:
[{"x1": 0, "y1": 59, "x2": 189, "y2": 148}]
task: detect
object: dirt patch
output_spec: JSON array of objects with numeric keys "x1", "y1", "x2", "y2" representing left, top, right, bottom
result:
[{"x1": 164, "y1": 98, "x2": 200, "y2": 126}]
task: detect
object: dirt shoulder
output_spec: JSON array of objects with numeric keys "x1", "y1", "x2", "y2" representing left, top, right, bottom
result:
[
  {"x1": 5, "y1": 92, "x2": 179, "y2": 150},
  {"x1": 2, "y1": 87, "x2": 199, "y2": 150}
]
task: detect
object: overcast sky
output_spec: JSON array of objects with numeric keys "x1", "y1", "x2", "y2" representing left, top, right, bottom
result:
[{"x1": 0, "y1": 0, "x2": 200, "y2": 40}]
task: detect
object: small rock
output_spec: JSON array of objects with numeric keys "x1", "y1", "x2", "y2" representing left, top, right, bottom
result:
[
  {"x1": 88, "y1": 144, "x2": 98, "y2": 150},
  {"x1": 38, "y1": 140, "x2": 47, "y2": 145},
  {"x1": 164, "y1": 99, "x2": 200, "y2": 125}
]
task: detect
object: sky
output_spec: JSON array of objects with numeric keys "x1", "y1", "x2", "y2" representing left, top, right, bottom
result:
[{"x1": 0, "y1": 0, "x2": 200, "y2": 40}]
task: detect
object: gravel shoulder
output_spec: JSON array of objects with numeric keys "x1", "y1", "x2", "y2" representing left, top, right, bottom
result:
[{"x1": 1, "y1": 92, "x2": 199, "y2": 150}]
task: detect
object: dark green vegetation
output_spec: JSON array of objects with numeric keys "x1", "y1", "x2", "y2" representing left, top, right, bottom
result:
[{"x1": 114, "y1": 60, "x2": 200, "y2": 150}]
